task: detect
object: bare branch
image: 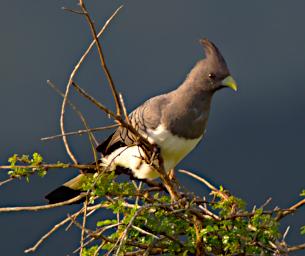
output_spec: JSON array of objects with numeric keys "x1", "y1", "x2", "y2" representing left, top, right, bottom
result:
[
  {"x1": 287, "y1": 243, "x2": 305, "y2": 252},
  {"x1": 59, "y1": 5, "x2": 122, "y2": 163},
  {"x1": 275, "y1": 198, "x2": 305, "y2": 221},
  {"x1": 41, "y1": 124, "x2": 117, "y2": 141},
  {"x1": 0, "y1": 177, "x2": 13, "y2": 187},
  {"x1": 178, "y1": 169, "x2": 228, "y2": 199},
  {"x1": 80, "y1": 196, "x2": 89, "y2": 255},
  {"x1": 25, "y1": 204, "x2": 102, "y2": 253},
  {"x1": 24, "y1": 210, "x2": 83, "y2": 253},
  {"x1": 62, "y1": 7, "x2": 85, "y2": 15},
  {"x1": 0, "y1": 194, "x2": 85, "y2": 213},
  {"x1": 119, "y1": 93, "x2": 130, "y2": 124},
  {"x1": 0, "y1": 163, "x2": 96, "y2": 171},
  {"x1": 276, "y1": 198, "x2": 305, "y2": 221},
  {"x1": 78, "y1": 1, "x2": 123, "y2": 116},
  {"x1": 48, "y1": 80, "x2": 99, "y2": 156}
]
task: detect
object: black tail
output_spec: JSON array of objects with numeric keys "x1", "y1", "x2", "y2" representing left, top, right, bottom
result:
[{"x1": 45, "y1": 186, "x2": 83, "y2": 204}]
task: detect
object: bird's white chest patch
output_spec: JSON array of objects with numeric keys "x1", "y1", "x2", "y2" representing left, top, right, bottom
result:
[
  {"x1": 146, "y1": 124, "x2": 202, "y2": 170},
  {"x1": 101, "y1": 125, "x2": 202, "y2": 180}
]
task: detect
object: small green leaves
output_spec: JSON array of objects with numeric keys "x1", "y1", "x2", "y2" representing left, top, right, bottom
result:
[
  {"x1": 8, "y1": 154, "x2": 18, "y2": 166},
  {"x1": 97, "y1": 219, "x2": 117, "y2": 227},
  {"x1": 32, "y1": 152, "x2": 43, "y2": 165},
  {"x1": 81, "y1": 246, "x2": 99, "y2": 256},
  {"x1": 7, "y1": 153, "x2": 46, "y2": 182},
  {"x1": 3, "y1": 152, "x2": 302, "y2": 255}
]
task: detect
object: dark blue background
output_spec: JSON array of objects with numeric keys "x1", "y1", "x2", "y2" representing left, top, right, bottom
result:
[{"x1": 0, "y1": 1, "x2": 304, "y2": 255}]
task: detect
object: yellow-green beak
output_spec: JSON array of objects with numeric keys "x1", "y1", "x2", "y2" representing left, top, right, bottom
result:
[{"x1": 221, "y1": 75, "x2": 238, "y2": 91}]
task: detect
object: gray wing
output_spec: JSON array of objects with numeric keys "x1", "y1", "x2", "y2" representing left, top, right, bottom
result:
[{"x1": 96, "y1": 94, "x2": 169, "y2": 155}]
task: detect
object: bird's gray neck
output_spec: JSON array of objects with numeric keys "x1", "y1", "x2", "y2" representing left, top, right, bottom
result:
[
  {"x1": 162, "y1": 80, "x2": 214, "y2": 139},
  {"x1": 176, "y1": 78, "x2": 214, "y2": 103}
]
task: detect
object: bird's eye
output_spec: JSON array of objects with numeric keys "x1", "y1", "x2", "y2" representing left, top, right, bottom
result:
[{"x1": 208, "y1": 73, "x2": 216, "y2": 80}]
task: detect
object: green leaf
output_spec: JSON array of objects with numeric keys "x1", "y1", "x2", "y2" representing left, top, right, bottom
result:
[
  {"x1": 301, "y1": 226, "x2": 305, "y2": 235},
  {"x1": 97, "y1": 219, "x2": 117, "y2": 227}
]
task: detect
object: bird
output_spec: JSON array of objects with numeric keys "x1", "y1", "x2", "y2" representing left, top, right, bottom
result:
[{"x1": 45, "y1": 38, "x2": 237, "y2": 204}]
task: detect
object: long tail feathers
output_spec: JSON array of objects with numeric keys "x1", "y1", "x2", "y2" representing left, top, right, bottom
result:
[{"x1": 45, "y1": 174, "x2": 86, "y2": 204}]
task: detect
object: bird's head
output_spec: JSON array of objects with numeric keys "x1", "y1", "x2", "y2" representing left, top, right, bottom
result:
[{"x1": 189, "y1": 39, "x2": 238, "y2": 93}]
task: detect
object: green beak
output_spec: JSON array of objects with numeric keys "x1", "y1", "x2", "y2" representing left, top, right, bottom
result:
[{"x1": 221, "y1": 75, "x2": 238, "y2": 91}]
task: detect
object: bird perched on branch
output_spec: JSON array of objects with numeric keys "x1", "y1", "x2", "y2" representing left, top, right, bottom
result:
[{"x1": 46, "y1": 39, "x2": 237, "y2": 204}]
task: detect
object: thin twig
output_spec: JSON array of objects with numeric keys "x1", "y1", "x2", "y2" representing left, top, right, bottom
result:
[
  {"x1": 80, "y1": 196, "x2": 89, "y2": 255},
  {"x1": 59, "y1": 5, "x2": 122, "y2": 164},
  {"x1": 24, "y1": 209, "x2": 83, "y2": 253},
  {"x1": 47, "y1": 80, "x2": 99, "y2": 148},
  {"x1": 41, "y1": 124, "x2": 117, "y2": 141},
  {"x1": 79, "y1": 1, "x2": 123, "y2": 116},
  {"x1": 287, "y1": 243, "x2": 305, "y2": 252},
  {"x1": 178, "y1": 169, "x2": 228, "y2": 199},
  {"x1": 282, "y1": 226, "x2": 290, "y2": 241},
  {"x1": 275, "y1": 198, "x2": 305, "y2": 221},
  {"x1": 178, "y1": 169, "x2": 217, "y2": 191},
  {"x1": 259, "y1": 197, "x2": 272, "y2": 209},
  {"x1": 0, "y1": 177, "x2": 13, "y2": 187},
  {"x1": 25, "y1": 204, "x2": 102, "y2": 253},
  {"x1": 119, "y1": 93, "x2": 130, "y2": 124},
  {"x1": 93, "y1": 241, "x2": 106, "y2": 256},
  {"x1": 62, "y1": 7, "x2": 85, "y2": 15},
  {"x1": 72, "y1": 81, "x2": 118, "y2": 120},
  {"x1": 71, "y1": 81, "x2": 153, "y2": 152},
  {"x1": 0, "y1": 194, "x2": 85, "y2": 213},
  {"x1": 131, "y1": 225, "x2": 159, "y2": 240},
  {"x1": 0, "y1": 163, "x2": 96, "y2": 171}
]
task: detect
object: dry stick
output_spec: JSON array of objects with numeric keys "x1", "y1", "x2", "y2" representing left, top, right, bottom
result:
[
  {"x1": 47, "y1": 80, "x2": 99, "y2": 148},
  {"x1": 79, "y1": 0, "x2": 123, "y2": 116},
  {"x1": 93, "y1": 241, "x2": 106, "y2": 256},
  {"x1": 275, "y1": 198, "x2": 305, "y2": 221},
  {"x1": 131, "y1": 225, "x2": 159, "y2": 240},
  {"x1": 0, "y1": 194, "x2": 85, "y2": 213},
  {"x1": 287, "y1": 243, "x2": 305, "y2": 252},
  {"x1": 80, "y1": 197, "x2": 89, "y2": 256},
  {"x1": 25, "y1": 204, "x2": 102, "y2": 253},
  {"x1": 60, "y1": 5, "x2": 123, "y2": 163},
  {"x1": 0, "y1": 177, "x2": 13, "y2": 187},
  {"x1": 66, "y1": 198, "x2": 100, "y2": 233},
  {"x1": 119, "y1": 93, "x2": 130, "y2": 124},
  {"x1": 259, "y1": 197, "x2": 272, "y2": 209},
  {"x1": 41, "y1": 124, "x2": 118, "y2": 141},
  {"x1": 62, "y1": 7, "x2": 85, "y2": 15},
  {"x1": 72, "y1": 81, "x2": 118, "y2": 121},
  {"x1": 0, "y1": 163, "x2": 96, "y2": 171},
  {"x1": 178, "y1": 169, "x2": 228, "y2": 200},
  {"x1": 48, "y1": 81, "x2": 102, "y2": 185},
  {"x1": 24, "y1": 210, "x2": 83, "y2": 253},
  {"x1": 74, "y1": 223, "x2": 121, "y2": 254}
]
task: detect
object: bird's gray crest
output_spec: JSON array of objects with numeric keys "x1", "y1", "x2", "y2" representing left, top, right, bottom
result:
[
  {"x1": 199, "y1": 38, "x2": 229, "y2": 77},
  {"x1": 200, "y1": 38, "x2": 227, "y2": 65}
]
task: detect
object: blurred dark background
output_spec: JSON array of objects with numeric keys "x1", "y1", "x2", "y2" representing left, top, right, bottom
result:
[{"x1": 0, "y1": 0, "x2": 304, "y2": 255}]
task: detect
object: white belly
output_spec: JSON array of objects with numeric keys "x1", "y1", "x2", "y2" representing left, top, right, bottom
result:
[
  {"x1": 101, "y1": 125, "x2": 202, "y2": 180},
  {"x1": 146, "y1": 124, "x2": 202, "y2": 170}
]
